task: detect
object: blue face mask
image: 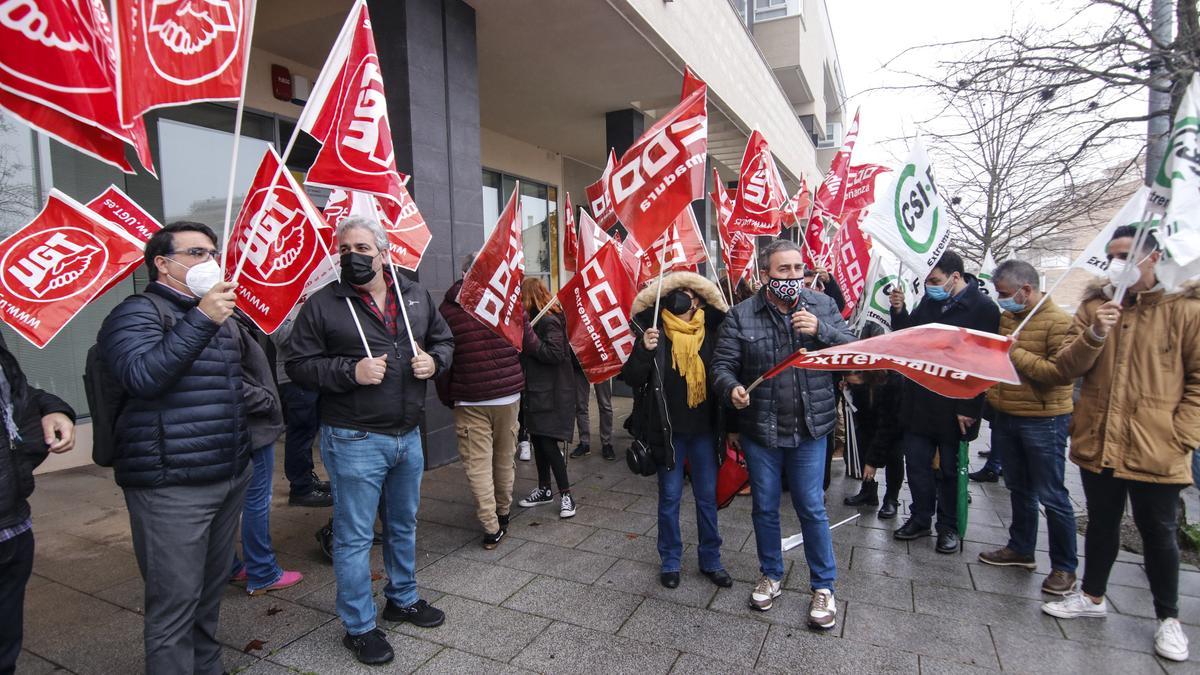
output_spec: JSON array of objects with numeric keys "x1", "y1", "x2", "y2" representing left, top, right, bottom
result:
[
  {"x1": 925, "y1": 281, "x2": 951, "y2": 301},
  {"x1": 998, "y1": 296, "x2": 1026, "y2": 313}
]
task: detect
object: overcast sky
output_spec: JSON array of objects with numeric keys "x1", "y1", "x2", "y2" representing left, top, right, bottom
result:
[{"x1": 824, "y1": 0, "x2": 1146, "y2": 166}]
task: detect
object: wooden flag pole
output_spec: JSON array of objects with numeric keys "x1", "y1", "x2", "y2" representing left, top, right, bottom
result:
[{"x1": 530, "y1": 296, "x2": 560, "y2": 326}]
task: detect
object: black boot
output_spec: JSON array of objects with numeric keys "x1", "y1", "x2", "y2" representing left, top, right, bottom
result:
[
  {"x1": 878, "y1": 489, "x2": 900, "y2": 519},
  {"x1": 843, "y1": 479, "x2": 879, "y2": 506}
]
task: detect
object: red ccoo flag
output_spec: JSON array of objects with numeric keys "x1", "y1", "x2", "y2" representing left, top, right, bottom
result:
[
  {"x1": 761, "y1": 323, "x2": 1018, "y2": 399},
  {"x1": 563, "y1": 193, "x2": 579, "y2": 273},
  {"x1": 224, "y1": 148, "x2": 330, "y2": 334},
  {"x1": 458, "y1": 186, "x2": 525, "y2": 349},
  {"x1": 841, "y1": 163, "x2": 891, "y2": 213},
  {"x1": 829, "y1": 209, "x2": 871, "y2": 318},
  {"x1": 0, "y1": 189, "x2": 145, "y2": 348},
  {"x1": 638, "y1": 207, "x2": 707, "y2": 286},
  {"x1": 586, "y1": 149, "x2": 619, "y2": 230},
  {"x1": 728, "y1": 130, "x2": 789, "y2": 236},
  {"x1": 0, "y1": 0, "x2": 154, "y2": 174},
  {"x1": 298, "y1": 0, "x2": 409, "y2": 207},
  {"x1": 608, "y1": 70, "x2": 707, "y2": 249},
  {"x1": 113, "y1": 0, "x2": 250, "y2": 124},
  {"x1": 812, "y1": 109, "x2": 861, "y2": 218},
  {"x1": 559, "y1": 240, "x2": 637, "y2": 384}
]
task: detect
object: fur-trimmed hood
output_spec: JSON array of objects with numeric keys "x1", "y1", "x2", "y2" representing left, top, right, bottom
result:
[
  {"x1": 631, "y1": 271, "x2": 729, "y2": 315},
  {"x1": 1080, "y1": 278, "x2": 1200, "y2": 303}
]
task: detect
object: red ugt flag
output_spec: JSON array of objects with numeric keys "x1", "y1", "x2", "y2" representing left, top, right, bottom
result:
[
  {"x1": 458, "y1": 186, "x2": 525, "y2": 349},
  {"x1": 225, "y1": 148, "x2": 329, "y2": 334},
  {"x1": 86, "y1": 185, "x2": 163, "y2": 297},
  {"x1": 762, "y1": 323, "x2": 1018, "y2": 399},
  {"x1": 782, "y1": 177, "x2": 812, "y2": 229},
  {"x1": 297, "y1": 0, "x2": 409, "y2": 205},
  {"x1": 563, "y1": 193, "x2": 579, "y2": 273},
  {"x1": 560, "y1": 241, "x2": 637, "y2": 384},
  {"x1": 638, "y1": 207, "x2": 707, "y2": 286},
  {"x1": 0, "y1": 0, "x2": 154, "y2": 174},
  {"x1": 0, "y1": 189, "x2": 145, "y2": 348},
  {"x1": 728, "y1": 130, "x2": 789, "y2": 236},
  {"x1": 608, "y1": 70, "x2": 707, "y2": 248},
  {"x1": 113, "y1": 0, "x2": 250, "y2": 124}
]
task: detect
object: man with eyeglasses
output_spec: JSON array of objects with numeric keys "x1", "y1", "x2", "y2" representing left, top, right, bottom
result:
[
  {"x1": 1040, "y1": 225, "x2": 1199, "y2": 662},
  {"x1": 99, "y1": 221, "x2": 251, "y2": 675}
]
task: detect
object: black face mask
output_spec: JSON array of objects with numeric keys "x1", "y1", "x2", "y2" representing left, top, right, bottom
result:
[
  {"x1": 340, "y1": 252, "x2": 378, "y2": 286},
  {"x1": 663, "y1": 289, "x2": 694, "y2": 316}
]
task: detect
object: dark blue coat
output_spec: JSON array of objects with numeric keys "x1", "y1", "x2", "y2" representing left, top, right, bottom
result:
[
  {"x1": 99, "y1": 283, "x2": 250, "y2": 488},
  {"x1": 711, "y1": 287, "x2": 857, "y2": 447}
]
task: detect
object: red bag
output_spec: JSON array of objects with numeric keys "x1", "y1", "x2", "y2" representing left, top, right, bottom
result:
[{"x1": 716, "y1": 442, "x2": 749, "y2": 509}]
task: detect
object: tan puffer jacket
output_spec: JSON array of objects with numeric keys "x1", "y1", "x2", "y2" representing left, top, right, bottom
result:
[
  {"x1": 1053, "y1": 280, "x2": 1200, "y2": 484},
  {"x1": 987, "y1": 297, "x2": 1074, "y2": 417}
]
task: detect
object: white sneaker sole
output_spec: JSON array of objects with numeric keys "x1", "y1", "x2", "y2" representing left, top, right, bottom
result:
[
  {"x1": 559, "y1": 510, "x2": 576, "y2": 518},
  {"x1": 808, "y1": 616, "x2": 837, "y2": 630},
  {"x1": 750, "y1": 592, "x2": 781, "y2": 612},
  {"x1": 1154, "y1": 644, "x2": 1189, "y2": 662},
  {"x1": 1041, "y1": 604, "x2": 1106, "y2": 619},
  {"x1": 518, "y1": 499, "x2": 553, "y2": 508}
]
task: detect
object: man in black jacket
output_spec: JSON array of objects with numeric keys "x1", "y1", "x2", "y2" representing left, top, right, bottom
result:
[
  {"x1": 711, "y1": 240, "x2": 857, "y2": 629},
  {"x1": 99, "y1": 221, "x2": 250, "y2": 675},
  {"x1": 287, "y1": 216, "x2": 454, "y2": 666},
  {"x1": 888, "y1": 250, "x2": 1000, "y2": 553},
  {"x1": 0, "y1": 336, "x2": 74, "y2": 675}
]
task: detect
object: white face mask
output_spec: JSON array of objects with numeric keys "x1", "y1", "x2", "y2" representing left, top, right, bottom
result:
[
  {"x1": 165, "y1": 258, "x2": 223, "y2": 297},
  {"x1": 1106, "y1": 251, "x2": 1152, "y2": 287}
]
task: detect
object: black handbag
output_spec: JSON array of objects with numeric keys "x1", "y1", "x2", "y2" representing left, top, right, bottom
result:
[{"x1": 626, "y1": 438, "x2": 657, "y2": 476}]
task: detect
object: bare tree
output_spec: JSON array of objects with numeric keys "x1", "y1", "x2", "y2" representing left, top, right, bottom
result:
[{"x1": 0, "y1": 112, "x2": 37, "y2": 231}]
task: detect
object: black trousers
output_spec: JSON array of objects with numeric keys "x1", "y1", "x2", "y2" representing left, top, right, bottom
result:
[
  {"x1": 532, "y1": 435, "x2": 570, "y2": 493},
  {"x1": 1080, "y1": 468, "x2": 1185, "y2": 619},
  {"x1": 0, "y1": 529, "x2": 34, "y2": 675}
]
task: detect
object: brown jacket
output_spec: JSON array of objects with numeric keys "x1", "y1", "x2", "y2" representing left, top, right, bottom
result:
[
  {"x1": 1053, "y1": 281, "x2": 1200, "y2": 484},
  {"x1": 987, "y1": 297, "x2": 1074, "y2": 417}
]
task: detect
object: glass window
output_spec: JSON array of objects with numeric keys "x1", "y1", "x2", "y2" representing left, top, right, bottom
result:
[
  {"x1": 0, "y1": 112, "x2": 42, "y2": 238},
  {"x1": 754, "y1": 0, "x2": 794, "y2": 21},
  {"x1": 480, "y1": 169, "x2": 557, "y2": 288}
]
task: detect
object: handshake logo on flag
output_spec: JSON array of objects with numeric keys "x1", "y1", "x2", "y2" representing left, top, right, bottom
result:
[{"x1": 3, "y1": 229, "x2": 106, "y2": 302}]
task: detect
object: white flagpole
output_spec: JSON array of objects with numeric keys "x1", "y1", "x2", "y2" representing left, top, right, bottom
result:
[
  {"x1": 344, "y1": 297, "x2": 373, "y2": 358},
  {"x1": 651, "y1": 260, "x2": 668, "y2": 329},
  {"x1": 388, "y1": 260, "x2": 421, "y2": 356},
  {"x1": 530, "y1": 296, "x2": 560, "y2": 326},
  {"x1": 783, "y1": 514, "x2": 860, "y2": 551},
  {"x1": 219, "y1": 0, "x2": 260, "y2": 272}
]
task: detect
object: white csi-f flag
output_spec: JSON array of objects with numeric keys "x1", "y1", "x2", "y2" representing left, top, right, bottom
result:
[
  {"x1": 1148, "y1": 73, "x2": 1200, "y2": 289},
  {"x1": 856, "y1": 247, "x2": 925, "y2": 332},
  {"x1": 1069, "y1": 186, "x2": 1154, "y2": 278},
  {"x1": 975, "y1": 249, "x2": 998, "y2": 302},
  {"x1": 860, "y1": 139, "x2": 952, "y2": 283}
]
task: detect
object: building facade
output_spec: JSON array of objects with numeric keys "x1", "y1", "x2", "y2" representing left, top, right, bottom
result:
[{"x1": 1, "y1": 0, "x2": 846, "y2": 472}]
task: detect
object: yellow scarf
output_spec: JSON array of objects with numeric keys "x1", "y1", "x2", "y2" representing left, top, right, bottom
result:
[{"x1": 660, "y1": 307, "x2": 707, "y2": 408}]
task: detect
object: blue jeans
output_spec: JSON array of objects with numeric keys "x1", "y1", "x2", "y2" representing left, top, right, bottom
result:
[
  {"x1": 657, "y1": 432, "x2": 723, "y2": 574},
  {"x1": 281, "y1": 383, "x2": 320, "y2": 495},
  {"x1": 1192, "y1": 449, "x2": 1199, "y2": 491},
  {"x1": 232, "y1": 444, "x2": 283, "y2": 592},
  {"x1": 993, "y1": 413, "x2": 1077, "y2": 573},
  {"x1": 741, "y1": 434, "x2": 836, "y2": 590},
  {"x1": 981, "y1": 433, "x2": 1003, "y2": 475},
  {"x1": 320, "y1": 425, "x2": 424, "y2": 636},
  {"x1": 903, "y1": 431, "x2": 961, "y2": 533}
]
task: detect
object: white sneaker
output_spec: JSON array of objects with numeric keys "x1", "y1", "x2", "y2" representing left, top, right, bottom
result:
[
  {"x1": 1041, "y1": 590, "x2": 1107, "y2": 619},
  {"x1": 1155, "y1": 618, "x2": 1189, "y2": 662},
  {"x1": 808, "y1": 589, "x2": 837, "y2": 629},
  {"x1": 750, "y1": 575, "x2": 782, "y2": 611},
  {"x1": 517, "y1": 440, "x2": 531, "y2": 461},
  {"x1": 559, "y1": 493, "x2": 576, "y2": 518}
]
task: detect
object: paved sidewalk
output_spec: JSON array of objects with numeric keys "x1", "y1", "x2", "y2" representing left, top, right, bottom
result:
[{"x1": 17, "y1": 397, "x2": 1200, "y2": 674}]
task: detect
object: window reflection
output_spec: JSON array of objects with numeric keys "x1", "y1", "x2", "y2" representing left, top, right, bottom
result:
[
  {"x1": 481, "y1": 169, "x2": 555, "y2": 287},
  {"x1": 0, "y1": 112, "x2": 40, "y2": 238}
]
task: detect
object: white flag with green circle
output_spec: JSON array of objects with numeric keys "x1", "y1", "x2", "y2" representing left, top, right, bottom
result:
[{"x1": 860, "y1": 139, "x2": 952, "y2": 282}]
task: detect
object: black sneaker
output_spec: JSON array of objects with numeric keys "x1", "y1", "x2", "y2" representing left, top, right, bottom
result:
[
  {"x1": 893, "y1": 519, "x2": 932, "y2": 540},
  {"x1": 497, "y1": 512, "x2": 510, "y2": 534},
  {"x1": 289, "y1": 487, "x2": 333, "y2": 507},
  {"x1": 342, "y1": 628, "x2": 393, "y2": 665},
  {"x1": 569, "y1": 443, "x2": 591, "y2": 458},
  {"x1": 482, "y1": 529, "x2": 504, "y2": 550},
  {"x1": 518, "y1": 486, "x2": 554, "y2": 507},
  {"x1": 310, "y1": 472, "x2": 331, "y2": 493},
  {"x1": 601, "y1": 444, "x2": 616, "y2": 461},
  {"x1": 383, "y1": 599, "x2": 445, "y2": 627}
]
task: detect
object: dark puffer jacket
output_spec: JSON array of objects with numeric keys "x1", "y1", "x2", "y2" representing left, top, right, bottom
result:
[
  {"x1": 890, "y1": 273, "x2": 1000, "y2": 440},
  {"x1": 99, "y1": 284, "x2": 251, "y2": 489},
  {"x1": 521, "y1": 311, "x2": 574, "y2": 441},
  {"x1": 0, "y1": 334, "x2": 75, "y2": 531},
  {"x1": 711, "y1": 286, "x2": 857, "y2": 447},
  {"x1": 234, "y1": 314, "x2": 284, "y2": 450},
  {"x1": 435, "y1": 280, "x2": 525, "y2": 407}
]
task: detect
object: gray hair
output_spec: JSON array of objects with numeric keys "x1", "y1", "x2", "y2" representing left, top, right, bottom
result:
[
  {"x1": 336, "y1": 215, "x2": 388, "y2": 253},
  {"x1": 993, "y1": 259, "x2": 1039, "y2": 288},
  {"x1": 757, "y1": 239, "x2": 803, "y2": 271}
]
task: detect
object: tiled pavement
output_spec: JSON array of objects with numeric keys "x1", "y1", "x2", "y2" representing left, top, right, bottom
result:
[{"x1": 17, "y1": 397, "x2": 1200, "y2": 674}]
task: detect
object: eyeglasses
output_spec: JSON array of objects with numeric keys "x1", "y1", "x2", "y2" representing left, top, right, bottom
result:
[{"x1": 170, "y1": 247, "x2": 220, "y2": 261}]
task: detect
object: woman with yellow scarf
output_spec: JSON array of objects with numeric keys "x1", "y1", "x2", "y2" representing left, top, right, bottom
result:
[{"x1": 621, "y1": 271, "x2": 733, "y2": 590}]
